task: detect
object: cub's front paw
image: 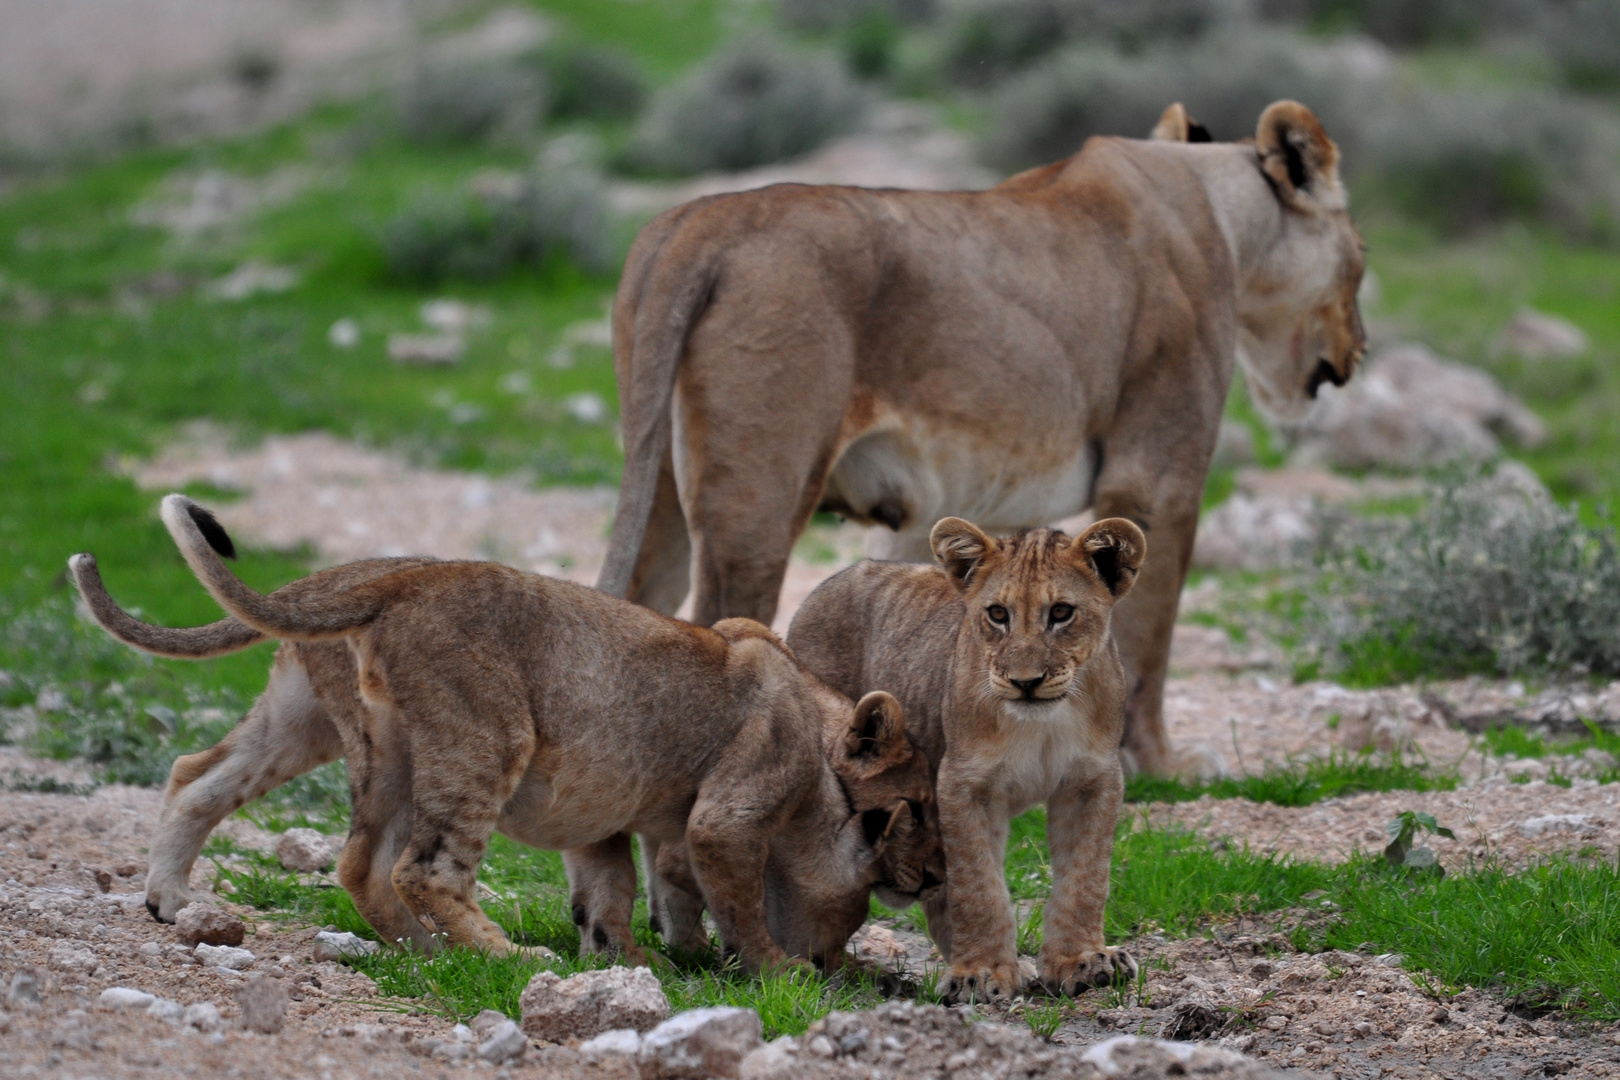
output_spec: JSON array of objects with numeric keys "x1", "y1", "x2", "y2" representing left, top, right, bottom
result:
[
  {"x1": 142, "y1": 881, "x2": 191, "y2": 923},
  {"x1": 1041, "y1": 946, "x2": 1138, "y2": 997},
  {"x1": 941, "y1": 961, "x2": 1021, "y2": 1004}
]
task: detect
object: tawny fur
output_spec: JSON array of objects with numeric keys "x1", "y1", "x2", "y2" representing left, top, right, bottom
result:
[
  {"x1": 598, "y1": 99, "x2": 1364, "y2": 780},
  {"x1": 68, "y1": 504, "x2": 940, "y2": 972},
  {"x1": 788, "y1": 516, "x2": 1146, "y2": 1003}
]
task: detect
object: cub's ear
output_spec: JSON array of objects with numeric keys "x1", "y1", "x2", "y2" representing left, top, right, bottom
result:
[
  {"x1": 1076, "y1": 518, "x2": 1146, "y2": 600},
  {"x1": 930, "y1": 517, "x2": 996, "y2": 591},
  {"x1": 1151, "y1": 102, "x2": 1211, "y2": 143},
  {"x1": 1255, "y1": 100, "x2": 1344, "y2": 212},
  {"x1": 842, "y1": 691, "x2": 909, "y2": 777},
  {"x1": 861, "y1": 800, "x2": 914, "y2": 848}
]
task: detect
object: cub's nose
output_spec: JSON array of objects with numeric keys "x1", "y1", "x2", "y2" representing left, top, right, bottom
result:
[{"x1": 1009, "y1": 675, "x2": 1045, "y2": 698}]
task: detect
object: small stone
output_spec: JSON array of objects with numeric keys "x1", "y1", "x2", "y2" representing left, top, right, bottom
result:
[
  {"x1": 739, "y1": 1039, "x2": 799, "y2": 1080},
  {"x1": 328, "y1": 318, "x2": 361, "y2": 349},
  {"x1": 387, "y1": 332, "x2": 464, "y2": 366},
  {"x1": 808, "y1": 1034, "x2": 836, "y2": 1058},
  {"x1": 1262, "y1": 1015, "x2": 1287, "y2": 1031},
  {"x1": 195, "y1": 943, "x2": 256, "y2": 970},
  {"x1": 1520, "y1": 813, "x2": 1592, "y2": 838},
  {"x1": 175, "y1": 905, "x2": 247, "y2": 947},
  {"x1": 8, "y1": 967, "x2": 44, "y2": 1006},
  {"x1": 276, "y1": 829, "x2": 337, "y2": 873},
  {"x1": 1499, "y1": 308, "x2": 1588, "y2": 359},
  {"x1": 184, "y1": 1002, "x2": 223, "y2": 1032},
  {"x1": 92, "y1": 868, "x2": 113, "y2": 893},
  {"x1": 471, "y1": 1008, "x2": 509, "y2": 1036},
  {"x1": 519, "y1": 967, "x2": 670, "y2": 1043},
  {"x1": 434, "y1": 1042, "x2": 471, "y2": 1062},
  {"x1": 139, "y1": 942, "x2": 162, "y2": 957},
  {"x1": 113, "y1": 861, "x2": 140, "y2": 878},
  {"x1": 147, "y1": 998, "x2": 185, "y2": 1024},
  {"x1": 638, "y1": 1007, "x2": 763, "y2": 1080},
  {"x1": 48, "y1": 943, "x2": 98, "y2": 973},
  {"x1": 235, "y1": 975, "x2": 289, "y2": 1034},
  {"x1": 451, "y1": 1023, "x2": 477, "y2": 1044},
  {"x1": 311, "y1": 930, "x2": 378, "y2": 962},
  {"x1": 579, "y1": 1029, "x2": 641, "y2": 1058},
  {"x1": 99, "y1": 987, "x2": 155, "y2": 1010},
  {"x1": 478, "y1": 1019, "x2": 527, "y2": 1063}
]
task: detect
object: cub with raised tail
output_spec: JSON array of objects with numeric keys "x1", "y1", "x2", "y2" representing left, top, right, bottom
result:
[{"x1": 788, "y1": 516, "x2": 1145, "y2": 1002}]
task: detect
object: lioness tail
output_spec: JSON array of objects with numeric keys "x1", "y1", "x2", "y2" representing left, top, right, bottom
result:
[
  {"x1": 160, "y1": 494, "x2": 381, "y2": 641},
  {"x1": 595, "y1": 241, "x2": 720, "y2": 599},
  {"x1": 66, "y1": 553, "x2": 265, "y2": 659}
]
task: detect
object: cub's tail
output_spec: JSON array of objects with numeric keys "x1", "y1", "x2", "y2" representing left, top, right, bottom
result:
[
  {"x1": 159, "y1": 494, "x2": 382, "y2": 641},
  {"x1": 67, "y1": 553, "x2": 265, "y2": 659}
]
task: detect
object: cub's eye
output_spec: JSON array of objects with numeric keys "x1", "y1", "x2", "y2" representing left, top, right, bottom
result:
[
  {"x1": 1048, "y1": 603, "x2": 1074, "y2": 626},
  {"x1": 986, "y1": 604, "x2": 1009, "y2": 626}
]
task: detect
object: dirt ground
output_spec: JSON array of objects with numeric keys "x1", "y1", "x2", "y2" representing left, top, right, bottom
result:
[{"x1": 6, "y1": 434, "x2": 1620, "y2": 1076}]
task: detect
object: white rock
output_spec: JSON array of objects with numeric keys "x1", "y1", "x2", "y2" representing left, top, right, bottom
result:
[
  {"x1": 1499, "y1": 309, "x2": 1588, "y2": 359},
  {"x1": 48, "y1": 944, "x2": 99, "y2": 973},
  {"x1": 478, "y1": 1019, "x2": 527, "y2": 1063},
  {"x1": 207, "y1": 261, "x2": 299, "y2": 301},
  {"x1": 194, "y1": 943, "x2": 255, "y2": 970},
  {"x1": 420, "y1": 299, "x2": 491, "y2": 334},
  {"x1": 275, "y1": 828, "x2": 336, "y2": 873},
  {"x1": 638, "y1": 1007, "x2": 763, "y2": 1080},
  {"x1": 311, "y1": 930, "x2": 378, "y2": 962},
  {"x1": 519, "y1": 966, "x2": 670, "y2": 1043},
  {"x1": 328, "y1": 318, "x2": 361, "y2": 348},
  {"x1": 184, "y1": 1002, "x2": 223, "y2": 1032},
  {"x1": 34, "y1": 687, "x2": 69, "y2": 712},
  {"x1": 173, "y1": 903, "x2": 246, "y2": 946},
  {"x1": 99, "y1": 987, "x2": 155, "y2": 1010},
  {"x1": 147, "y1": 998, "x2": 185, "y2": 1024},
  {"x1": 1520, "y1": 813, "x2": 1592, "y2": 838},
  {"x1": 387, "y1": 332, "x2": 464, "y2": 366},
  {"x1": 1295, "y1": 343, "x2": 1544, "y2": 470},
  {"x1": 564, "y1": 391, "x2": 608, "y2": 424},
  {"x1": 450, "y1": 1023, "x2": 476, "y2": 1044},
  {"x1": 579, "y1": 1028, "x2": 642, "y2": 1058},
  {"x1": 1193, "y1": 493, "x2": 1315, "y2": 571},
  {"x1": 738, "y1": 1038, "x2": 799, "y2": 1079}
]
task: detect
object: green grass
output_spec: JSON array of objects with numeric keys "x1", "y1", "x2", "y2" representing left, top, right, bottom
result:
[{"x1": 1124, "y1": 751, "x2": 1458, "y2": 808}]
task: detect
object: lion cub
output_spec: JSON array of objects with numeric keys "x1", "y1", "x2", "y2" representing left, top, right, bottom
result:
[
  {"x1": 788, "y1": 516, "x2": 1145, "y2": 1002},
  {"x1": 70, "y1": 496, "x2": 940, "y2": 973}
]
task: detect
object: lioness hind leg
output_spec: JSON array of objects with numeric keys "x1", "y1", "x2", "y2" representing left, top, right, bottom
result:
[
  {"x1": 146, "y1": 652, "x2": 340, "y2": 922},
  {"x1": 562, "y1": 834, "x2": 646, "y2": 964}
]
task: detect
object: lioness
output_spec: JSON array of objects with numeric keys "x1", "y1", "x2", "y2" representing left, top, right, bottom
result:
[
  {"x1": 69, "y1": 496, "x2": 941, "y2": 971},
  {"x1": 597, "y1": 99, "x2": 1364, "y2": 777},
  {"x1": 788, "y1": 515, "x2": 1145, "y2": 1003}
]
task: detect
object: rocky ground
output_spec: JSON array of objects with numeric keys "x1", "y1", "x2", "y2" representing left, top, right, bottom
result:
[{"x1": 4, "y1": 433, "x2": 1618, "y2": 1077}]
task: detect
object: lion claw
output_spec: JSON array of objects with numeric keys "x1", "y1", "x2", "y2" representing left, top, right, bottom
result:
[
  {"x1": 941, "y1": 962, "x2": 1019, "y2": 1005},
  {"x1": 1041, "y1": 946, "x2": 1138, "y2": 997}
]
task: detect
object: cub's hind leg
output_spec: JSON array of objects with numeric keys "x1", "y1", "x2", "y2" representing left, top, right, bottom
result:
[
  {"x1": 388, "y1": 674, "x2": 536, "y2": 955},
  {"x1": 562, "y1": 834, "x2": 646, "y2": 964},
  {"x1": 146, "y1": 646, "x2": 341, "y2": 922}
]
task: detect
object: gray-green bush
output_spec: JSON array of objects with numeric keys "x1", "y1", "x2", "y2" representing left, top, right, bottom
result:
[
  {"x1": 382, "y1": 162, "x2": 612, "y2": 284},
  {"x1": 942, "y1": 0, "x2": 1226, "y2": 86},
  {"x1": 398, "y1": 62, "x2": 545, "y2": 145},
  {"x1": 1301, "y1": 473, "x2": 1620, "y2": 683},
  {"x1": 621, "y1": 37, "x2": 867, "y2": 175},
  {"x1": 535, "y1": 41, "x2": 648, "y2": 123}
]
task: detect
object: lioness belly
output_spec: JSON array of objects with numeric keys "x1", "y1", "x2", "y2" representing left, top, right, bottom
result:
[{"x1": 824, "y1": 417, "x2": 1094, "y2": 548}]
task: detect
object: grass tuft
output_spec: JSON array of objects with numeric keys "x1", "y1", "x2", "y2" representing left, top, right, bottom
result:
[{"x1": 1125, "y1": 751, "x2": 1457, "y2": 808}]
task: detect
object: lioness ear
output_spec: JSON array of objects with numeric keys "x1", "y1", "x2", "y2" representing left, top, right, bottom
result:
[
  {"x1": 1076, "y1": 518, "x2": 1146, "y2": 600},
  {"x1": 1255, "y1": 100, "x2": 1343, "y2": 212},
  {"x1": 930, "y1": 517, "x2": 996, "y2": 591},
  {"x1": 1151, "y1": 102, "x2": 1211, "y2": 143},
  {"x1": 843, "y1": 691, "x2": 908, "y2": 775}
]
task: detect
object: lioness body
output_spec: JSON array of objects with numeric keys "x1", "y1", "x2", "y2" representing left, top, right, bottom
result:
[
  {"x1": 789, "y1": 517, "x2": 1146, "y2": 1002},
  {"x1": 70, "y1": 502, "x2": 938, "y2": 970},
  {"x1": 600, "y1": 101, "x2": 1364, "y2": 776}
]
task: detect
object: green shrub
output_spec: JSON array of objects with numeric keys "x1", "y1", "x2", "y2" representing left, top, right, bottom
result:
[
  {"x1": 535, "y1": 41, "x2": 649, "y2": 122},
  {"x1": 1302, "y1": 473, "x2": 1620, "y2": 682},
  {"x1": 381, "y1": 163, "x2": 612, "y2": 285},
  {"x1": 398, "y1": 63, "x2": 545, "y2": 145},
  {"x1": 621, "y1": 37, "x2": 868, "y2": 175}
]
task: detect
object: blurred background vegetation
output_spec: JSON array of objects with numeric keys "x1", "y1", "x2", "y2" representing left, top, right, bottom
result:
[{"x1": 1, "y1": 0, "x2": 1618, "y2": 790}]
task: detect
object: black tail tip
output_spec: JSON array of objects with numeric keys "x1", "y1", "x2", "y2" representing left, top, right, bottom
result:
[{"x1": 187, "y1": 504, "x2": 237, "y2": 560}]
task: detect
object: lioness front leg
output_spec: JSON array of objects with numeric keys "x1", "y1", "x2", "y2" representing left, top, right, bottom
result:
[
  {"x1": 935, "y1": 770, "x2": 1020, "y2": 1004},
  {"x1": 147, "y1": 657, "x2": 341, "y2": 921},
  {"x1": 1039, "y1": 763, "x2": 1136, "y2": 996}
]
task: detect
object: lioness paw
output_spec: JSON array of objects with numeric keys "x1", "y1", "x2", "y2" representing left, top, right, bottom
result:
[
  {"x1": 1041, "y1": 946, "x2": 1138, "y2": 997},
  {"x1": 941, "y1": 961, "x2": 1020, "y2": 1005}
]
